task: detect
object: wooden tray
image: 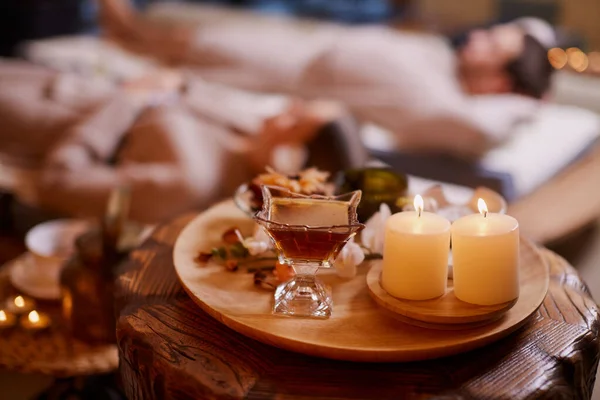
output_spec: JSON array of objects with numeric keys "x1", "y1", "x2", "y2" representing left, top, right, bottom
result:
[{"x1": 173, "y1": 200, "x2": 550, "y2": 363}]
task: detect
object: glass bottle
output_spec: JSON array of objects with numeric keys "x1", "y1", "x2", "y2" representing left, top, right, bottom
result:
[
  {"x1": 60, "y1": 187, "x2": 131, "y2": 345},
  {"x1": 337, "y1": 167, "x2": 408, "y2": 222}
]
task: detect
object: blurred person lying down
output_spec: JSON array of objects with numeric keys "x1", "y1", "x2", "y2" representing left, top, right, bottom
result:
[
  {"x1": 100, "y1": 0, "x2": 556, "y2": 158},
  {"x1": 0, "y1": 61, "x2": 361, "y2": 223}
]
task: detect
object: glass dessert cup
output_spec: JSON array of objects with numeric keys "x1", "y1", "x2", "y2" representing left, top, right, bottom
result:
[{"x1": 254, "y1": 186, "x2": 364, "y2": 319}]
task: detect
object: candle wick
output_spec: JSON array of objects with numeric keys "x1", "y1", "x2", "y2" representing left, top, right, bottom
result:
[
  {"x1": 418, "y1": 208, "x2": 422, "y2": 218},
  {"x1": 483, "y1": 210, "x2": 488, "y2": 218}
]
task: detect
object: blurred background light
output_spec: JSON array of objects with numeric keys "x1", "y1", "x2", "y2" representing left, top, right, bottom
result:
[
  {"x1": 587, "y1": 52, "x2": 600, "y2": 73},
  {"x1": 567, "y1": 48, "x2": 589, "y2": 72},
  {"x1": 547, "y1": 47, "x2": 568, "y2": 70}
]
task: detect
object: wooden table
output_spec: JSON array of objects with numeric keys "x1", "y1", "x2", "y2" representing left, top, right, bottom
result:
[{"x1": 115, "y1": 213, "x2": 600, "y2": 400}]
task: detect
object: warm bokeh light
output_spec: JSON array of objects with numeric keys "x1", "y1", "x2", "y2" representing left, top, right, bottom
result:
[
  {"x1": 567, "y1": 49, "x2": 589, "y2": 72},
  {"x1": 0, "y1": 310, "x2": 6, "y2": 322},
  {"x1": 414, "y1": 195, "x2": 424, "y2": 217},
  {"x1": 28, "y1": 310, "x2": 40, "y2": 323},
  {"x1": 14, "y1": 296, "x2": 24, "y2": 308},
  {"x1": 588, "y1": 52, "x2": 600, "y2": 73},
  {"x1": 548, "y1": 48, "x2": 568, "y2": 69},
  {"x1": 478, "y1": 198, "x2": 488, "y2": 217}
]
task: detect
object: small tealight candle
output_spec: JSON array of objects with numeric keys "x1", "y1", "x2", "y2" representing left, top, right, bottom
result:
[
  {"x1": 0, "y1": 310, "x2": 17, "y2": 330},
  {"x1": 382, "y1": 195, "x2": 451, "y2": 300},
  {"x1": 5, "y1": 295, "x2": 36, "y2": 315},
  {"x1": 20, "y1": 310, "x2": 51, "y2": 333},
  {"x1": 452, "y1": 199, "x2": 520, "y2": 305}
]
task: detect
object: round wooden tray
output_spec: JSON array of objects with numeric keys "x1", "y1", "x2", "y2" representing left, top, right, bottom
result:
[
  {"x1": 367, "y1": 249, "x2": 542, "y2": 329},
  {"x1": 173, "y1": 200, "x2": 550, "y2": 363}
]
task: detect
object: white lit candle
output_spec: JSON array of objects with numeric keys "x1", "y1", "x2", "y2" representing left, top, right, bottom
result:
[
  {"x1": 5, "y1": 295, "x2": 36, "y2": 315},
  {"x1": 452, "y1": 199, "x2": 520, "y2": 305},
  {"x1": 382, "y1": 195, "x2": 451, "y2": 300},
  {"x1": 0, "y1": 310, "x2": 16, "y2": 330},
  {"x1": 20, "y1": 310, "x2": 51, "y2": 333}
]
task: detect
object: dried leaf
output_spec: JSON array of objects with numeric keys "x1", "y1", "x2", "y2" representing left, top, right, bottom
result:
[
  {"x1": 225, "y1": 259, "x2": 239, "y2": 272},
  {"x1": 211, "y1": 247, "x2": 227, "y2": 260},
  {"x1": 230, "y1": 242, "x2": 250, "y2": 258},
  {"x1": 274, "y1": 262, "x2": 295, "y2": 282},
  {"x1": 253, "y1": 270, "x2": 278, "y2": 290}
]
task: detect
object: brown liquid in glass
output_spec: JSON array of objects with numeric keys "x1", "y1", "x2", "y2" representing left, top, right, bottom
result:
[
  {"x1": 266, "y1": 199, "x2": 354, "y2": 264},
  {"x1": 267, "y1": 228, "x2": 352, "y2": 264}
]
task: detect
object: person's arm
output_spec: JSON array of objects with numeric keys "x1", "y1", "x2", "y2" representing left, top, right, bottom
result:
[
  {"x1": 184, "y1": 76, "x2": 292, "y2": 134},
  {"x1": 45, "y1": 91, "x2": 145, "y2": 167},
  {"x1": 37, "y1": 103, "x2": 226, "y2": 223},
  {"x1": 300, "y1": 46, "x2": 539, "y2": 157},
  {"x1": 36, "y1": 162, "x2": 195, "y2": 223},
  {"x1": 294, "y1": 30, "x2": 543, "y2": 158},
  {"x1": 379, "y1": 94, "x2": 539, "y2": 159},
  {"x1": 185, "y1": 77, "x2": 344, "y2": 174},
  {"x1": 0, "y1": 59, "x2": 54, "y2": 80}
]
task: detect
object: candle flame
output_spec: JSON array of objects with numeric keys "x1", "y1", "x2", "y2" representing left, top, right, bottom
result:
[
  {"x1": 14, "y1": 296, "x2": 25, "y2": 308},
  {"x1": 478, "y1": 198, "x2": 488, "y2": 218},
  {"x1": 414, "y1": 195, "x2": 424, "y2": 217},
  {"x1": 0, "y1": 311, "x2": 5, "y2": 322},
  {"x1": 28, "y1": 310, "x2": 39, "y2": 324}
]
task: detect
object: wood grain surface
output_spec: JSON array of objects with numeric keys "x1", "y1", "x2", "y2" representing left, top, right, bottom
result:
[
  {"x1": 116, "y1": 213, "x2": 600, "y2": 400},
  {"x1": 172, "y1": 201, "x2": 548, "y2": 361}
]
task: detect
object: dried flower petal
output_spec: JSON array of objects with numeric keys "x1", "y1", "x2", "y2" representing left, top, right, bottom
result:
[
  {"x1": 222, "y1": 228, "x2": 242, "y2": 245},
  {"x1": 225, "y1": 259, "x2": 239, "y2": 272},
  {"x1": 244, "y1": 239, "x2": 270, "y2": 256},
  {"x1": 361, "y1": 203, "x2": 392, "y2": 254},
  {"x1": 252, "y1": 166, "x2": 329, "y2": 195},
  {"x1": 299, "y1": 167, "x2": 330, "y2": 183},
  {"x1": 195, "y1": 252, "x2": 213, "y2": 264},
  {"x1": 240, "y1": 226, "x2": 273, "y2": 256},
  {"x1": 333, "y1": 239, "x2": 365, "y2": 279},
  {"x1": 274, "y1": 262, "x2": 295, "y2": 283}
]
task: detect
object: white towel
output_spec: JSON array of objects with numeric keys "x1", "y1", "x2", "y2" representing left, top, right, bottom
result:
[
  {"x1": 480, "y1": 104, "x2": 599, "y2": 197},
  {"x1": 362, "y1": 103, "x2": 600, "y2": 198}
]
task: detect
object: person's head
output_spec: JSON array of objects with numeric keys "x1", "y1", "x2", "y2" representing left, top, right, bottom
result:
[{"x1": 457, "y1": 17, "x2": 556, "y2": 98}]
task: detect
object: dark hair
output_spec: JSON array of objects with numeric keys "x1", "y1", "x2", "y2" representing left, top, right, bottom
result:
[{"x1": 506, "y1": 34, "x2": 554, "y2": 98}]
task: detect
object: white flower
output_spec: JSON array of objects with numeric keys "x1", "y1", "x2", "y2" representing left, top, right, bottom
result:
[
  {"x1": 333, "y1": 239, "x2": 365, "y2": 279},
  {"x1": 361, "y1": 203, "x2": 392, "y2": 254},
  {"x1": 237, "y1": 226, "x2": 273, "y2": 256}
]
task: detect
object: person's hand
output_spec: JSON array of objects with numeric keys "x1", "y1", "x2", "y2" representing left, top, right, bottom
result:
[
  {"x1": 46, "y1": 143, "x2": 93, "y2": 171},
  {"x1": 247, "y1": 100, "x2": 334, "y2": 172},
  {"x1": 258, "y1": 100, "x2": 325, "y2": 148},
  {"x1": 123, "y1": 70, "x2": 183, "y2": 92}
]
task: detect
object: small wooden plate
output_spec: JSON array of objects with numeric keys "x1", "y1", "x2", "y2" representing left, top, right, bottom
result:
[
  {"x1": 174, "y1": 200, "x2": 550, "y2": 363},
  {"x1": 367, "y1": 266, "x2": 518, "y2": 329}
]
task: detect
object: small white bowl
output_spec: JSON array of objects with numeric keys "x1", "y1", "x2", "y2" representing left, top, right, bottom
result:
[{"x1": 24, "y1": 219, "x2": 91, "y2": 284}]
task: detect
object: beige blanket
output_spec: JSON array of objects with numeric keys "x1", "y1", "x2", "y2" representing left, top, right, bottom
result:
[{"x1": 0, "y1": 60, "x2": 297, "y2": 223}]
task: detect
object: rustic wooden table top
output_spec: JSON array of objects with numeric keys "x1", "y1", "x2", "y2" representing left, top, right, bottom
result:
[{"x1": 115, "y1": 213, "x2": 600, "y2": 400}]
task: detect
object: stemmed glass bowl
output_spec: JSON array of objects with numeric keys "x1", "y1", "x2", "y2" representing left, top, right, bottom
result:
[{"x1": 254, "y1": 186, "x2": 364, "y2": 319}]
